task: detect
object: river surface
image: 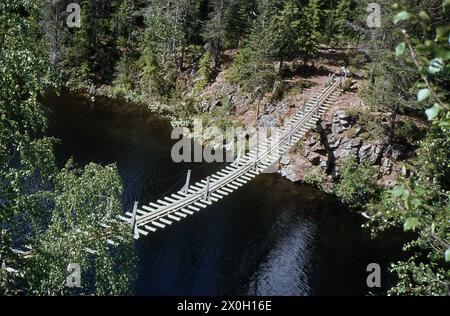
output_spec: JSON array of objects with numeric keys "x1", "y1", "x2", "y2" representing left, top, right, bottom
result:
[{"x1": 45, "y1": 92, "x2": 407, "y2": 296}]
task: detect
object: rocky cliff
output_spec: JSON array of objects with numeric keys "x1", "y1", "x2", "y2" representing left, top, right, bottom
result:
[{"x1": 280, "y1": 109, "x2": 402, "y2": 187}]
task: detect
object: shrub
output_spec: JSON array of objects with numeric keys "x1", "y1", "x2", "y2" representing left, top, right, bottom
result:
[
  {"x1": 194, "y1": 52, "x2": 214, "y2": 92},
  {"x1": 395, "y1": 120, "x2": 424, "y2": 144},
  {"x1": 304, "y1": 167, "x2": 329, "y2": 188},
  {"x1": 285, "y1": 79, "x2": 312, "y2": 98},
  {"x1": 335, "y1": 158, "x2": 380, "y2": 209},
  {"x1": 226, "y1": 47, "x2": 276, "y2": 94},
  {"x1": 341, "y1": 78, "x2": 353, "y2": 92},
  {"x1": 139, "y1": 52, "x2": 168, "y2": 96},
  {"x1": 113, "y1": 55, "x2": 139, "y2": 94},
  {"x1": 346, "y1": 106, "x2": 387, "y2": 140}
]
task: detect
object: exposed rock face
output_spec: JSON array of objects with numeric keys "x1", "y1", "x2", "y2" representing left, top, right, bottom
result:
[
  {"x1": 335, "y1": 137, "x2": 363, "y2": 159},
  {"x1": 259, "y1": 114, "x2": 278, "y2": 128},
  {"x1": 279, "y1": 109, "x2": 402, "y2": 184}
]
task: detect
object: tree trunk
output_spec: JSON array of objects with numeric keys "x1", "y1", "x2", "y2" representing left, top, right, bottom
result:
[
  {"x1": 178, "y1": 45, "x2": 185, "y2": 73},
  {"x1": 389, "y1": 107, "x2": 398, "y2": 145}
]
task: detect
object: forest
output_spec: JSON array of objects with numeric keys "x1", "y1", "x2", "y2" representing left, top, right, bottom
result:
[{"x1": 0, "y1": 0, "x2": 449, "y2": 296}]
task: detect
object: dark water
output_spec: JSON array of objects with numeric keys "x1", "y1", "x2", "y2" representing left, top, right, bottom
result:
[{"x1": 45, "y1": 92, "x2": 407, "y2": 296}]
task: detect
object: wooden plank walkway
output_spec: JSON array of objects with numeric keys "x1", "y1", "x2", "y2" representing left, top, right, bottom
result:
[{"x1": 121, "y1": 79, "x2": 342, "y2": 239}]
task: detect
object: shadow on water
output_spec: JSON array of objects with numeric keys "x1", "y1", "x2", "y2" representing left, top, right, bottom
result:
[{"x1": 45, "y1": 91, "x2": 409, "y2": 296}]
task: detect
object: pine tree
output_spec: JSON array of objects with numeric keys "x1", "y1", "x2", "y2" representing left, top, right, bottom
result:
[
  {"x1": 300, "y1": 0, "x2": 322, "y2": 65},
  {"x1": 271, "y1": 0, "x2": 302, "y2": 71},
  {"x1": 222, "y1": 0, "x2": 255, "y2": 48},
  {"x1": 226, "y1": 8, "x2": 278, "y2": 93},
  {"x1": 334, "y1": 0, "x2": 353, "y2": 37},
  {"x1": 202, "y1": 0, "x2": 229, "y2": 67}
]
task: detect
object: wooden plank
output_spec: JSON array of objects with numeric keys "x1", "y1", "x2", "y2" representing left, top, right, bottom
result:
[
  {"x1": 235, "y1": 178, "x2": 247, "y2": 185},
  {"x1": 137, "y1": 209, "x2": 148, "y2": 216},
  {"x1": 181, "y1": 208, "x2": 194, "y2": 215},
  {"x1": 211, "y1": 192, "x2": 222, "y2": 199},
  {"x1": 204, "y1": 196, "x2": 218, "y2": 203},
  {"x1": 137, "y1": 228, "x2": 149, "y2": 236},
  {"x1": 152, "y1": 221, "x2": 166, "y2": 229},
  {"x1": 188, "y1": 188, "x2": 200, "y2": 194},
  {"x1": 191, "y1": 184, "x2": 205, "y2": 190},
  {"x1": 171, "y1": 193, "x2": 185, "y2": 200},
  {"x1": 188, "y1": 205, "x2": 201, "y2": 212},
  {"x1": 244, "y1": 172, "x2": 256, "y2": 178},
  {"x1": 260, "y1": 160, "x2": 272, "y2": 167},
  {"x1": 200, "y1": 199, "x2": 213, "y2": 205},
  {"x1": 168, "y1": 214, "x2": 181, "y2": 221},
  {"x1": 157, "y1": 200, "x2": 171, "y2": 206},
  {"x1": 142, "y1": 205, "x2": 157, "y2": 212},
  {"x1": 216, "y1": 189, "x2": 229, "y2": 196},
  {"x1": 159, "y1": 218, "x2": 173, "y2": 225},
  {"x1": 150, "y1": 202, "x2": 162, "y2": 209},
  {"x1": 247, "y1": 170, "x2": 259, "y2": 176},
  {"x1": 144, "y1": 225, "x2": 157, "y2": 233},
  {"x1": 194, "y1": 202, "x2": 207, "y2": 208},
  {"x1": 221, "y1": 186, "x2": 234, "y2": 193},
  {"x1": 257, "y1": 166, "x2": 268, "y2": 172},
  {"x1": 240, "y1": 175, "x2": 253, "y2": 181}
]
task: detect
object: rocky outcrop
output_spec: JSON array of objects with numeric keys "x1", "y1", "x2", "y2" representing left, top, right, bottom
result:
[{"x1": 279, "y1": 109, "x2": 402, "y2": 185}]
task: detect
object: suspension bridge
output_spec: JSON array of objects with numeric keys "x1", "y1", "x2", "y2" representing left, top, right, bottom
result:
[{"x1": 119, "y1": 77, "x2": 342, "y2": 239}]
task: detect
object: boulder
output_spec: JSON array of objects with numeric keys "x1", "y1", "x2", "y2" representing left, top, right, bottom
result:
[
  {"x1": 331, "y1": 110, "x2": 353, "y2": 134},
  {"x1": 327, "y1": 134, "x2": 342, "y2": 150},
  {"x1": 280, "y1": 157, "x2": 292, "y2": 166},
  {"x1": 282, "y1": 167, "x2": 303, "y2": 182},
  {"x1": 259, "y1": 115, "x2": 277, "y2": 128},
  {"x1": 370, "y1": 145, "x2": 384, "y2": 164},
  {"x1": 335, "y1": 137, "x2": 362, "y2": 159},
  {"x1": 358, "y1": 144, "x2": 373, "y2": 163},
  {"x1": 307, "y1": 153, "x2": 322, "y2": 165}
]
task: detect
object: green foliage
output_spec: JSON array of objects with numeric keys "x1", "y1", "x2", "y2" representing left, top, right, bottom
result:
[
  {"x1": 300, "y1": 0, "x2": 322, "y2": 63},
  {"x1": 388, "y1": 259, "x2": 448, "y2": 296},
  {"x1": 113, "y1": 55, "x2": 139, "y2": 95},
  {"x1": 346, "y1": 106, "x2": 387, "y2": 140},
  {"x1": 195, "y1": 52, "x2": 215, "y2": 92},
  {"x1": 226, "y1": 0, "x2": 327, "y2": 93},
  {"x1": 341, "y1": 78, "x2": 353, "y2": 92},
  {"x1": 333, "y1": 0, "x2": 354, "y2": 38},
  {"x1": 335, "y1": 158, "x2": 380, "y2": 209},
  {"x1": 25, "y1": 162, "x2": 136, "y2": 296},
  {"x1": 226, "y1": 41, "x2": 277, "y2": 94},
  {"x1": 304, "y1": 167, "x2": 329, "y2": 189},
  {"x1": 366, "y1": 0, "x2": 450, "y2": 296},
  {"x1": 361, "y1": 51, "x2": 418, "y2": 142},
  {"x1": 0, "y1": 0, "x2": 136, "y2": 295},
  {"x1": 272, "y1": 0, "x2": 303, "y2": 67},
  {"x1": 395, "y1": 120, "x2": 424, "y2": 144},
  {"x1": 139, "y1": 51, "x2": 171, "y2": 97},
  {"x1": 222, "y1": 0, "x2": 254, "y2": 48}
]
